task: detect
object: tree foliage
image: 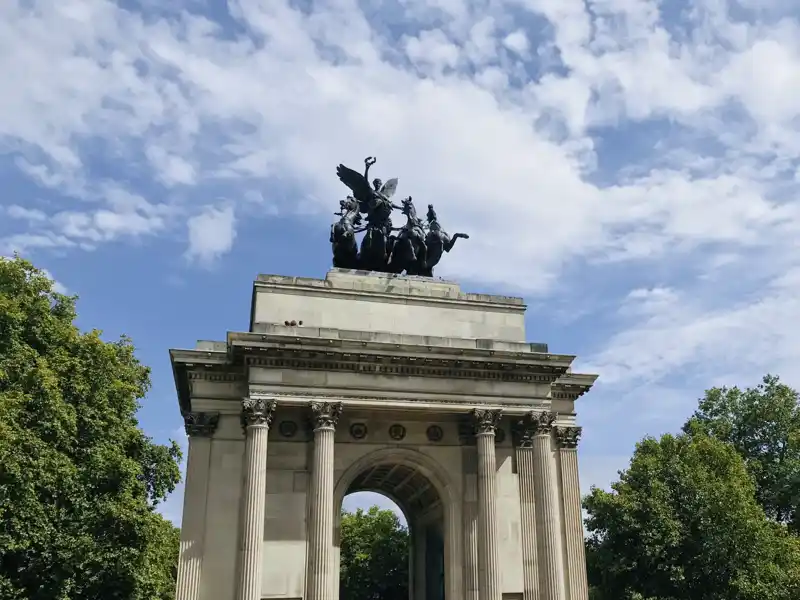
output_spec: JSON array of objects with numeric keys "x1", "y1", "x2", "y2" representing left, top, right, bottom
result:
[
  {"x1": 0, "y1": 256, "x2": 182, "y2": 599},
  {"x1": 339, "y1": 505, "x2": 409, "y2": 600},
  {"x1": 584, "y1": 432, "x2": 800, "y2": 600},
  {"x1": 682, "y1": 374, "x2": 800, "y2": 530}
]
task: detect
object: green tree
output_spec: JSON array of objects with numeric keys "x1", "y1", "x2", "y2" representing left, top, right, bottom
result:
[
  {"x1": 683, "y1": 374, "x2": 800, "y2": 530},
  {"x1": 339, "y1": 505, "x2": 409, "y2": 600},
  {"x1": 0, "y1": 256, "x2": 182, "y2": 600},
  {"x1": 584, "y1": 432, "x2": 800, "y2": 600}
]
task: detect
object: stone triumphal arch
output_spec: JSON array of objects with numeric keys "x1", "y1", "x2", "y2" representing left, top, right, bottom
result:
[{"x1": 170, "y1": 269, "x2": 597, "y2": 600}]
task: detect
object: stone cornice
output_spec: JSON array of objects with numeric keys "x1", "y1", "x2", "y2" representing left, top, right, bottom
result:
[
  {"x1": 551, "y1": 373, "x2": 598, "y2": 400},
  {"x1": 253, "y1": 272, "x2": 527, "y2": 312}
]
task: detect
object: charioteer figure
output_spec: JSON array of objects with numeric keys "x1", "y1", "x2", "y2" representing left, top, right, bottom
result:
[{"x1": 331, "y1": 156, "x2": 468, "y2": 276}]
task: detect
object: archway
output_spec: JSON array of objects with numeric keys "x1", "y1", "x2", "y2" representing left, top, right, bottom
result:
[{"x1": 334, "y1": 449, "x2": 459, "y2": 600}]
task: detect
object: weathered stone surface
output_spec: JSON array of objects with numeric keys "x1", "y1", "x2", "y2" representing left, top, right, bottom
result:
[{"x1": 169, "y1": 270, "x2": 598, "y2": 600}]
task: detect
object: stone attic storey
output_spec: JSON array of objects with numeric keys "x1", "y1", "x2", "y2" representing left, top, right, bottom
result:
[{"x1": 170, "y1": 268, "x2": 597, "y2": 600}]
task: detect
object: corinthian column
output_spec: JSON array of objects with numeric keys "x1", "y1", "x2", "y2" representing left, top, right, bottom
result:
[
  {"x1": 236, "y1": 398, "x2": 277, "y2": 600},
  {"x1": 556, "y1": 426, "x2": 588, "y2": 600},
  {"x1": 513, "y1": 417, "x2": 539, "y2": 600},
  {"x1": 175, "y1": 412, "x2": 219, "y2": 600},
  {"x1": 473, "y1": 408, "x2": 502, "y2": 600},
  {"x1": 307, "y1": 402, "x2": 343, "y2": 600},
  {"x1": 531, "y1": 411, "x2": 566, "y2": 600}
]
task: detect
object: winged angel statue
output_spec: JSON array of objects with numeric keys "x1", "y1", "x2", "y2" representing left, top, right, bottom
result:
[{"x1": 331, "y1": 156, "x2": 468, "y2": 275}]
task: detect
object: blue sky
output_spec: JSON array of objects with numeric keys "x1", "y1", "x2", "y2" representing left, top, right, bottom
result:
[{"x1": 3, "y1": 0, "x2": 800, "y2": 525}]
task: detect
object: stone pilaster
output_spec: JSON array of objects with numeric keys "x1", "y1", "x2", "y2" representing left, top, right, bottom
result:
[
  {"x1": 556, "y1": 426, "x2": 588, "y2": 600},
  {"x1": 531, "y1": 411, "x2": 566, "y2": 600},
  {"x1": 473, "y1": 408, "x2": 502, "y2": 600},
  {"x1": 236, "y1": 398, "x2": 276, "y2": 600},
  {"x1": 514, "y1": 417, "x2": 540, "y2": 600},
  {"x1": 175, "y1": 412, "x2": 219, "y2": 600},
  {"x1": 307, "y1": 402, "x2": 343, "y2": 600}
]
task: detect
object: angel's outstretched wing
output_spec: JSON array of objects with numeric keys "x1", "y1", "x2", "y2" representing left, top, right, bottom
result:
[
  {"x1": 336, "y1": 164, "x2": 371, "y2": 204},
  {"x1": 380, "y1": 178, "x2": 398, "y2": 199}
]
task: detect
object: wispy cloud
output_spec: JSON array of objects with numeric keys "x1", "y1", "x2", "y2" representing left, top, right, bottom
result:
[{"x1": 3, "y1": 0, "x2": 800, "y2": 518}]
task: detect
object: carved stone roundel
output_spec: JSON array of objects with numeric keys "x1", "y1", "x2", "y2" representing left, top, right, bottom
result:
[
  {"x1": 389, "y1": 424, "x2": 406, "y2": 441},
  {"x1": 350, "y1": 423, "x2": 368, "y2": 440},
  {"x1": 279, "y1": 420, "x2": 298, "y2": 438},
  {"x1": 426, "y1": 425, "x2": 444, "y2": 442}
]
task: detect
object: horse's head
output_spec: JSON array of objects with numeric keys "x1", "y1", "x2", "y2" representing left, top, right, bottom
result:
[
  {"x1": 341, "y1": 196, "x2": 358, "y2": 212},
  {"x1": 401, "y1": 196, "x2": 415, "y2": 216}
]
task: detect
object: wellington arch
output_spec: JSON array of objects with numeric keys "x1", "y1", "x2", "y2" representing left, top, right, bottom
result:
[{"x1": 169, "y1": 268, "x2": 597, "y2": 600}]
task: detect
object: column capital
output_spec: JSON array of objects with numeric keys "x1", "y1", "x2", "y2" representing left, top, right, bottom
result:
[
  {"x1": 514, "y1": 411, "x2": 557, "y2": 447},
  {"x1": 183, "y1": 411, "x2": 220, "y2": 437},
  {"x1": 555, "y1": 426, "x2": 582, "y2": 449},
  {"x1": 241, "y1": 397, "x2": 277, "y2": 429},
  {"x1": 472, "y1": 408, "x2": 502, "y2": 435},
  {"x1": 310, "y1": 401, "x2": 343, "y2": 430}
]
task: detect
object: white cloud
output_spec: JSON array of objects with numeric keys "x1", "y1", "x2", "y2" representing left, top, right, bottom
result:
[
  {"x1": 1, "y1": 0, "x2": 800, "y2": 461},
  {"x1": 6, "y1": 205, "x2": 47, "y2": 222},
  {"x1": 185, "y1": 205, "x2": 237, "y2": 264}
]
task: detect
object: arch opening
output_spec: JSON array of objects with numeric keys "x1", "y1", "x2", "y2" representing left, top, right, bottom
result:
[{"x1": 335, "y1": 455, "x2": 449, "y2": 600}]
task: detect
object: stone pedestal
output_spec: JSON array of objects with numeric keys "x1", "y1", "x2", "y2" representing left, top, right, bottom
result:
[
  {"x1": 531, "y1": 412, "x2": 566, "y2": 600},
  {"x1": 307, "y1": 402, "x2": 343, "y2": 600},
  {"x1": 556, "y1": 426, "x2": 588, "y2": 600},
  {"x1": 175, "y1": 412, "x2": 219, "y2": 600},
  {"x1": 236, "y1": 399, "x2": 276, "y2": 600},
  {"x1": 473, "y1": 409, "x2": 502, "y2": 600}
]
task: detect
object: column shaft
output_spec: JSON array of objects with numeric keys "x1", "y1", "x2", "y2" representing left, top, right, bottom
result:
[
  {"x1": 531, "y1": 413, "x2": 566, "y2": 600},
  {"x1": 516, "y1": 447, "x2": 539, "y2": 600},
  {"x1": 175, "y1": 412, "x2": 218, "y2": 600},
  {"x1": 557, "y1": 428, "x2": 588, "y2": 600},
  {"x1": 463, "y1": 471, "x2": 479, "y2": 600},
  {"x1": 473, "y1": 409, "x2": 502, "y2": 600},
  {"x1": 236, "y1": 399, "x2": 276, "y2": 600},
  {"x1": 307, "y1": 402, "x2": 342, "y2": 600}
]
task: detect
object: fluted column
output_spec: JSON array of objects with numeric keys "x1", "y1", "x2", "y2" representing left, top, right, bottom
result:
[
  {"x1": 175, "y1": 412, "x2": 219, "y2": 600},
  {"x1": 514, "y1": 418, "x2": 539, "y2": 600},
  {"x1": 531, "y1": 411, "x2": 566, "y2": 600},
  {"x1": 236, "y1": 398, "x2": 277, "y2": 600},
  {"x1": 463, "y1": 470, "x2": 479, "y2": 600},
  {"x1": 473, "y1": 409, "x2": 502, "y2": 600},
  {"x1": 556, "y1": 427, "x2": 588, "y2": 600},
  {"x1": 307, "y1": 402, "x2": 343, "y2": 600}
]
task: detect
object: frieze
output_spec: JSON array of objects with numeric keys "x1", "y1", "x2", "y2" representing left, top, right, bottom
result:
[
  {"x1": 182, "y1": 411, "x2": 220, "y2": 437},
  {"x1": 249, "y1": 390, "x2": 550, "y2": 410},
  {"x1": 244, "y1": 349, "x2": 564, "y2": 384}
]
